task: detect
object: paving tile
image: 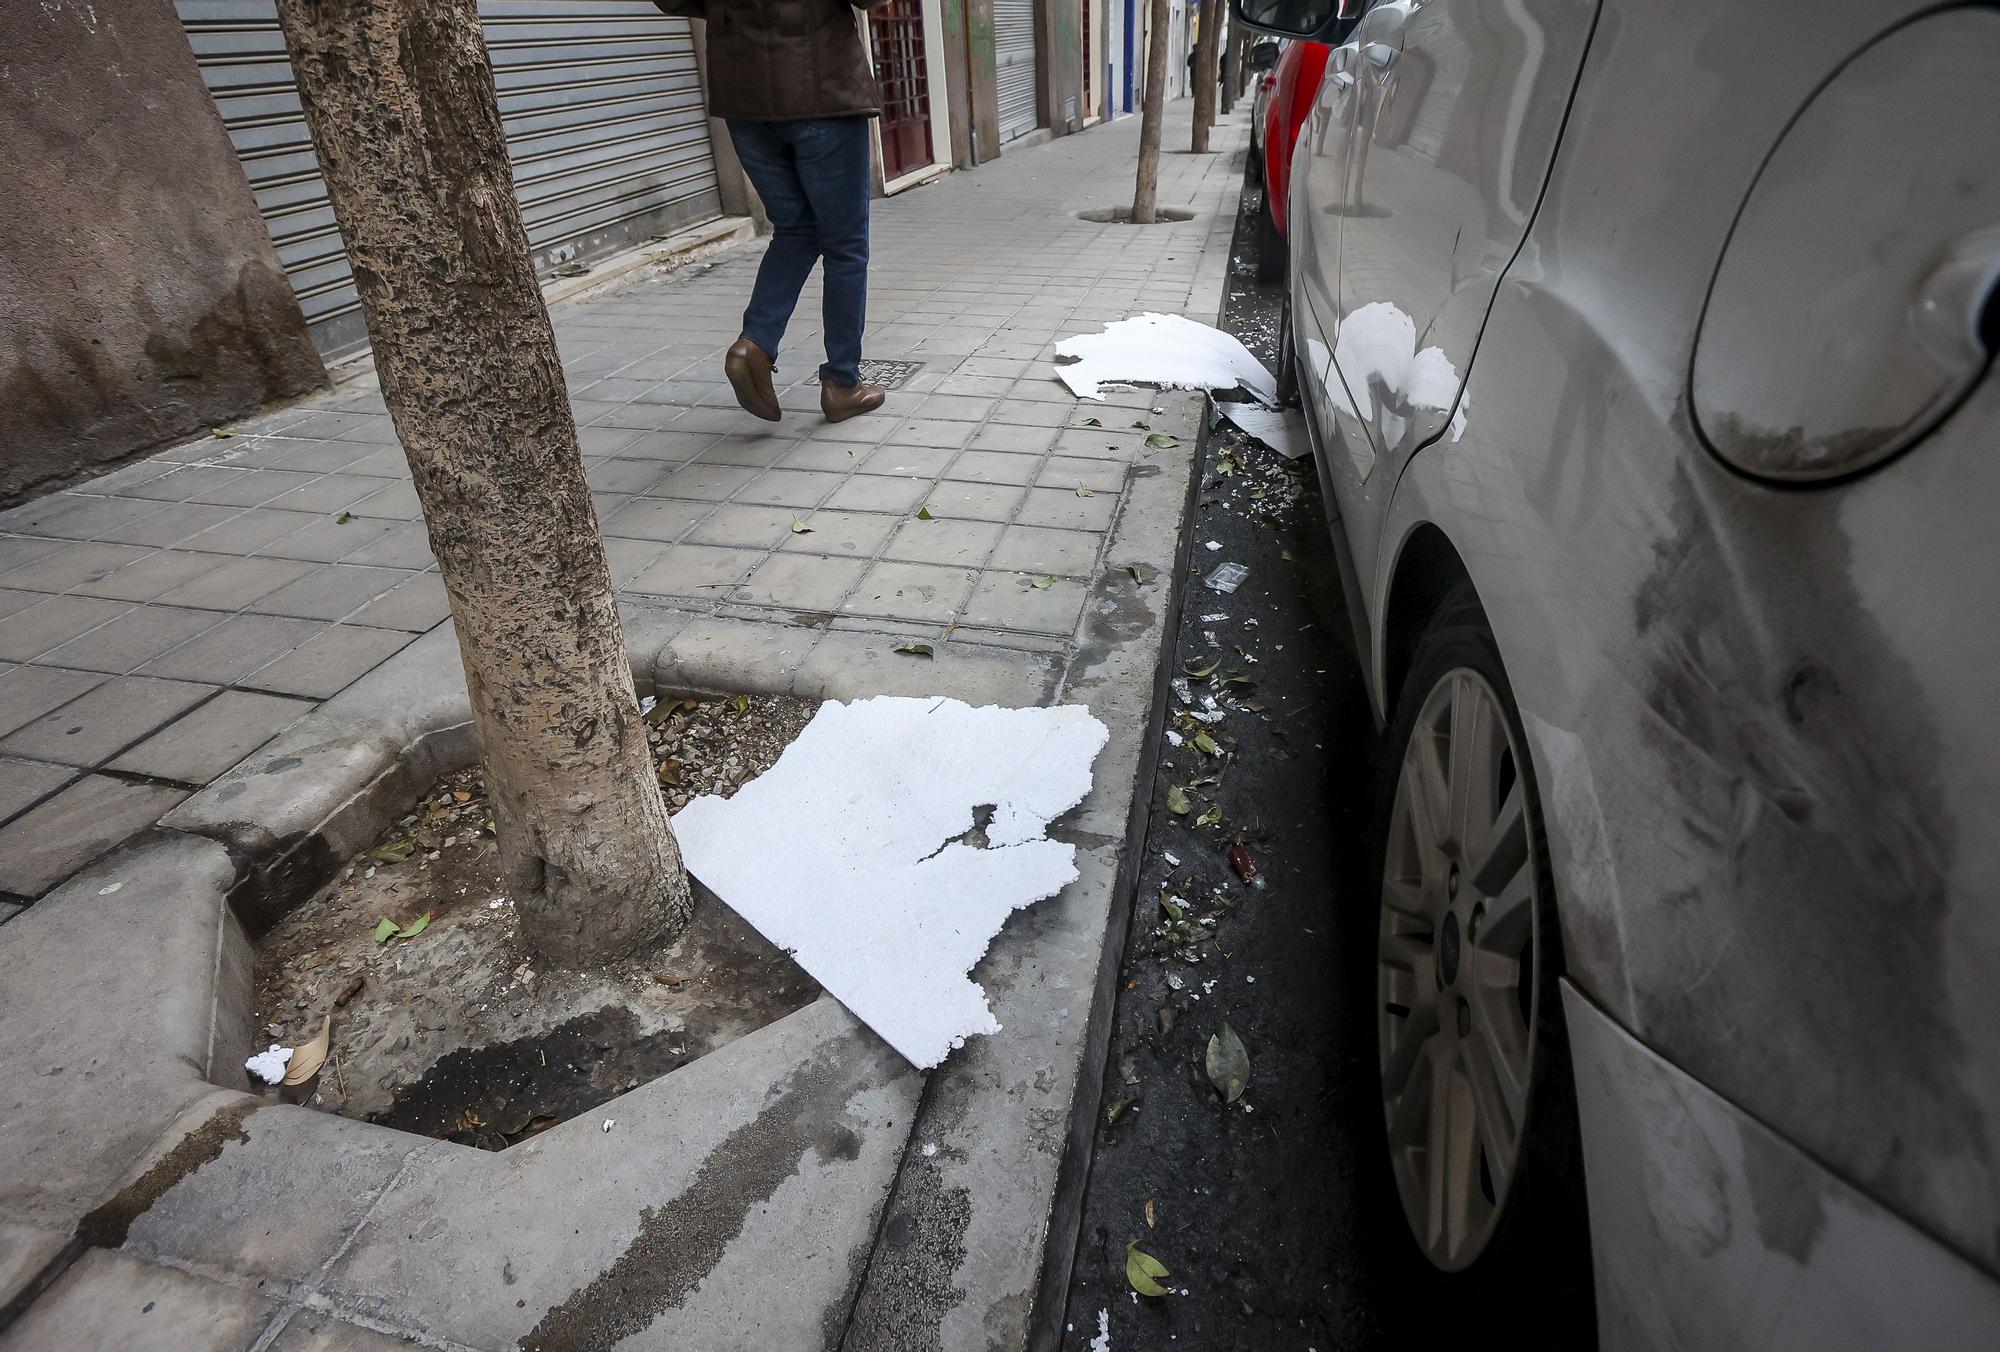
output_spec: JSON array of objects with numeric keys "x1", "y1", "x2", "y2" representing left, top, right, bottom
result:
[
  {"x1": 0, "y1": 665, "x2": 110, "y2": 739},
  {"x1": 0, "y1": 775, "x2": 188, "y2": 897},
  {"x1": 860, "y1": 443, "x2": 958, "y2": 478},
  {"x1": 732, "y1": 469, "x2": 843, "y2": 509},
  {"x1": 805, "y1": 415, "x2": 894, "y2": 445},
  {"x1": 593, "y1": 402, "x2": 688, "y2": 431},
  {"x1": 887, "y1": 417, "x2": 976, "y2": 449},
  {"x1": 109, "y1": 689, "x2": 316, "y2": 784},
  {"x1": 69, "y1": 549, "x2": 233, "y2": 603},
  {"x1": 772, "y1": 440, "x2": 871, "y2": 473},
  {"x1": 152, "y1": 555, "x2": 317, "y2": 610},
  {"x1": 1038, "y1": 455, "x2": 1131, "y2": 494},
  {"x1": 257, "y1": 513, "x2": 400, "y2": 563},
  {"x1": 346, "y1": 571, "x2": 451, "y2": 632},
  {"x1": 243, "y1": 623, "x2": 414, "y2": 698},
  {"x1": 38, "y1": 605, "x2": 225, "y2": 675},
  {"x1": 1052, "y1": 426, "x2": 1151, "y2": 459},
  {"x1": 178, "y1": 506, "x2": 318, "y2": 556},
  {"x1": 136, "y1": 613, "x2": 325, "y2": 685},
  {"x1": 0, "y1": 676, "x2": 215, "y2": 768},
  {"x1": 336, "y1": 520, "x2": 435, "y2": 569},
  {"x1": 0, "y1": 755, "x2": 72, "y2": 822},
  {"x1": 183, "y1": 467, "x2": 321, "y2": 508},
  {"x1": 968, "y1": 421, "x2": 1064, "y2": 453},
  {"x1": 116, "y1": 465, "x2": 253, "y2": 503},
  {"x1": 777, "y1": 509, "x2": 898, "y2": 558},
  {"x1": 347, "y1": 479, "x2": 423, "y2": 519},
  {"x1": 948, "y1": 450, "x2": 1043, "y2": 486},
  {"x1": 0, "y1": 536, "x2": 68, "y2": 576},
  {"x1": 604, "y1": 537, "x2": 671, "y2": 586},
  {"x1": 0, "y1": 595, "x2": 131, "y2": 662},
  {"x1": 577, "y1": 424, "x2": 646, "y2": 455},
  {"x1": 96, "y1": 500, "x2": 242, "y2": 548},
  {"x1": 602, "y1": 496, "x2": 713, "y2": 543},
  {"x1": 0, "y1": 540, "x2": 152, "y2": 593},
  {"x1": 625, "y1": 544, "x2": 761, "y2": 599},
  {"x1": 989, "y1": 524, "x2": 1104, "y2": 576},
  {"x1": 741, "y1": 552, "x2": 869, "y2": 611},
  {"x1": 584, "y1": 457, "x2": 674, "y2": 495},
  {"x1": 6, "y1": 493, "x2": 166, "y2": 541},
  {"x1": 908, "y1": 394, "x2": 997, "y2": 422},
  {"x1": 245, "y1": 563, "x2": 415, "y2": 622},
  {"x1": 653, "y1": 462, "x2": 761, "y2": 501},
  {"x1": 881, "y1": 518, "x2": 1004, "y2": 569},
  {"x1": 0, "y1": 591, "x2": 42, "y2": 622},
  {"x1": 843, "y1": 559, "x2": 975, "y2": 624},
  {"x1": 686, "y1": 503, "x2": 800, "y2": 550},
  {"x1": 923, "y1": 479, "x2": 1026, "y2": 522},
  {"x1": 824, "y1": 474, "x2": 931, "y2": 514},
  {"x1": 263, "y1": 472, "x2": 396, "y2": 515},
  {"x1": 1015, "y1": 484, "x2": 1118, "y2": 532},
  {"x1": 270, "y1": 439, "x2": 375, "y2": 473}
]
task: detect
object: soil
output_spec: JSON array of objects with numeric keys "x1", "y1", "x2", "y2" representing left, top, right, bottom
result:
[{"x1": 247, "y1": 693, "x2": 822, "y2": 1150}]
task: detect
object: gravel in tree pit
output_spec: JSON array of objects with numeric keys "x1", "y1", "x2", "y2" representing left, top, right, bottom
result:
[{"x1": 248, "y1": 693, "x2": 821, "y2": 1150}]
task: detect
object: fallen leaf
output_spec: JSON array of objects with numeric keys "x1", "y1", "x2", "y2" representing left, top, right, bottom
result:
[
  {"x1": 893, "y1": 643, "x2": 935, "y2": 658},
  {"x1": 282, "y1": 1016, "x2": 331, "y2": 1086},
  {"x1": 1157, "y1": 1005, "x2": 1179, "y2": 1036},
  {"x1": 1131, "y1": 420, "x2": 1151, "y2": 430},
  {"x1": 1195, "y1": 807, "x2": 1224, "y2": 828},
  {"x1": 372, "y1": 917, "x2": 399, "y2": 943},
  {"x1": 1159, "y1": 894, "x2": 1185, "y2": 921},
  {"x1": 335, "y1": 511, "x2": 352, "y2": 525},
  {"x1": 1181, "y1": 656, "x2": 1221, "y2": 679},
  {"x1": 1205, "y1": 1022, "x2": 1251, "y2": 1104},
  {"x1": 791, "y1": 519, "x2": 814, "y2": 534},
  {"x1": 1125, "y1": 564, "x2": 1145, "y2": 584},
  {"x1": 916, "y1": 506, "x2": 936, "y2": 521},
  {"x1": 652, "y1": 970, "x2": 684, "y2": 987},
  {"x1": 1105, "y1": 1095, "x2": 1135, "y2": 1127},
  {"x1": 1126, "y1": 1240, "x2": 1171, "y2": 1298},
  {"x1": 395, "y1": 912, "x2": 432, "y2": 940},
  {"x1": 333, "y1": 974, "x2": 364, "y2": 1006},
  {"x1": 1075, "y1": 485, "x2": 1095, "y2": 497},
  {"x1": 1193, "y1": 732, "x2": 1221, "y2": 757},
  {"x1": 211, "y1": 427, "x2": 233, "y2": 438},
  {"x1": 1145, "y1": 433, "x2": 1179, "y2": 450},
  {"x1": 1166, "y1": 786, "x2": 1191, "y2": 815},
  {"x1": 657, "y1": 759, "x2": 683, "y2": 785},
  {"x1": 734, "y1": 695, "x2": 750, "y2": 713},
  {"x1": 1082, "y1": 416, "x2": 1103, "y2": 427},
  {"x1": 371, "y1": 839, "x2": 413, "y2": 864},
  {"x1": 1227, "y1": 841, "x2": 1261, "y2": 885},
  {"x1": 453, "y1": 790, "x2": 472, "y2": 802},
  {"x1": 1145, "y1": 1199, "x2": 1157, "y2": 1228},
  {"x1": 1031, "y1": 575, "x2": 1055, "y2": 589}
]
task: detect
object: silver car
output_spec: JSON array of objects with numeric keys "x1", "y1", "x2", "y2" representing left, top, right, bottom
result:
[{"x1": 1236, "y1": 0, "x2": 2000, "y2": 1346}]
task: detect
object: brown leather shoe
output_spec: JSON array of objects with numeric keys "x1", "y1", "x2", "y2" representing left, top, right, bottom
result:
[
  {"x1": 820, "y1": 380, "x2": 886, "y2": 423},
  {"x1": 724, "y1": 338, "x2": 782, "y2": 422}
]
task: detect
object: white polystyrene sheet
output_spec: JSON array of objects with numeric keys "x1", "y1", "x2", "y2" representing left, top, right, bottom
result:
[
  {"x1": 1220, "y1": 402, "x2": 1308, "y2": 460},
  {"x1": 671, "y1": 696, "x2": 1110, "y2": 1069},
  {"x1": 1331, "y1": 300, "x2": 1469, "y2": 443},
  {"x1": 1055, "y1": 313, "x2": 1280, "y2": 404}
]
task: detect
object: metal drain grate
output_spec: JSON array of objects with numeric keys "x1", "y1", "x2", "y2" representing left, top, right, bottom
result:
[{"x1": 804, "y1": 359, "x2": 925, "y2": 390}]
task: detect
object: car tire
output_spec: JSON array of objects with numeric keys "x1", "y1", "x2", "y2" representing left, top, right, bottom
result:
[
  {"x1": 1247, "y1": 134, "x2": 1264, "y2": 184},
  {"x1": 1256, "y1": 187, "x2": 1287, "y2": 285},
  {"x1": 1362, "y1": 586, "x2": 1595, "y2": 1341}
]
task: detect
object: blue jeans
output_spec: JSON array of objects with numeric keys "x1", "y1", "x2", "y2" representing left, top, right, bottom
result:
[{"x1": 726, "y1": 117, "x2": 872, "y2": 388}]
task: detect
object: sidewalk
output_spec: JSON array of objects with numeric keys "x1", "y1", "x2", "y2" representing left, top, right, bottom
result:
[{"x1": 0, "y1": 103, "x2": 1246, "y2": 1351}]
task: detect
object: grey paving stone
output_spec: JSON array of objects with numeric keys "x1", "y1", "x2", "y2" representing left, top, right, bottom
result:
[
  {"x1": 576, "y1": 423, "x2": 646, "y2": 455},
  {"x1": 0, "y1": 775, "x2": 187, "y2": 896},
  {"x1": 38, "y1": 604, "x2": 225, "y2": 674},
  {"x1": 909, "y1": 393, "x2": 997, "y2": 422},
  {"x1": 0, "y1": 595, "x2": 131, "y2": 662},
  {"x1": 269, "y1": 438, "x2": 374, "y2": 473},
  {"x1": 685, "y1": 502, "x2": 798, "y2": 550},
  {"x1": 257, "y1": 512, "x2": 400, "y2": 563},
  {"x1": 887, "y1": 416, "x2": 977, "y2": 449},
  {"x1": 583, "y1": 456, "x2": 673, "y2": 494},
  {"x1": 182, "y1": 466, "x2": 320, "y2": 507},
  {"x1": 0, "y1": 1248, "x2": 275, "y2": 1352},
  {"x1": 109, "y1": 689, "x2": 316, "y2": 785},
  {"x1": 243, "y1": 623, "x2": 414, "y2": 699},
  {"x1": 593, "y1": 401, "x2": 688, "y2": 432},
  {"x1": 176, "y1": 506, "x2": 317, "y2": 556},
  {"x1": 626, "y1": 543, "x2": 761, "y2": 599},
  {"x1": 805, "y1": 414, "x2": 894, "y2": 445},
  {"x1": 6, "y1": 492, "x2": 166, "y2": 541},
  {"x1": 775, "y1": 440, "x2": 870, "y2": 473},
  {"x1": 1014, "y1": 483, "x2": 1118, "y2": 531},
  {"x1": 346, "y1": 478, "x2": 423, "y2": 519},
  {"x1": 1039, "y1": 454, "x2": 1130, "y2": 494},
  {"x1": 245, "y1": 563, "x2": 415, "y2": 622},
  {"x1": 0, "y1": 540, "x2": 151, "y2": 593},
  {"x1": 263, "y1": 472, "x2": 394, "y2": 515},
  {"x1": 776, "y1": 508, "x2": 897, "y2": 558},
  {"x1": 741, "y1": 552, "x2": 868, "y2": 611},
  {"x1": 0, "y1": 676, "x2": 215, "y2": 768},
  {"x1": 0, "y1": 756, "x2": 72, "y2": 822},
  {"x1": 923, "y1": 479, "x2": 1025, "y2": 522},
  {"x1": 335, "y1": 520, "x2": 435, "y2": 569},
  {"x1": 949, "y1": 450, "x2": 1043, "y2": 485},
  {"x1": 843, "y1": 559, "x2": 975, "y2": 623},
  {"x1": 732, "y1": 468, "x2": 843, "y2": 509},
  {"x1": 0, "y1": 664, "x2": 109, "y2": 738},
  {"x1": 69, "y1": 548, "x2": 233, "y2": 603},
  {"x1": 962, "y1": 571, "x2": 1089, "y2": 636},
  {"x1": 0, "y1": 536, "x2": 68, "y2": 576},
  {"x1": 117, "y1": 464, "x2": 252, "y2": 503},
  {"x1": 881, "y1": 517, "x2": 1003, "y2": 569},
  {"x1": 860, "y1": 442, "x2": 957, "y2": 477},
  {"x1": 345, "y1": 571, "x2": 451, "y2": 632},
  {"x1": 136, "y1": 613, "x2": 326, "y2": 685},
  {"x1": 602, "y1": 496, "x2": 712, "y2": 543},
  {"x1": 152, "y1": 555, "x2": 317, "y2": 610},
  {"x1": 603, "y1": 537, "x2": 671, "y2": 586},
  {"x1": 654, "y1": 461, "x2": 761, "y2": 501},
  {"x1": 97, "y1": 500, "x2": 243, "y2": 548},
  {"x1": 989, "y1": 523, "x2": 1104, "y2": 576}
]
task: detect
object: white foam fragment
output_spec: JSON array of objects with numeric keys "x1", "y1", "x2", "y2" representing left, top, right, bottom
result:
[
  {"x1": 672, "y1": 695, "x2": 1110, "y2": 1069},
  {"x1": 245, "y1": 1045, "x2": 292, "y2": 1084},
  {"x1": 1091, "y1": 1309, "x2": 1112, "y2": 1352},
  {"x1": 1220, "y1": 401, "x2": 1309, "y2": 460},
  {"x1": 1332, "y1": 301, "x2": 1469, "y2": 445},
  {"x1": 1055, "y1": 313, "x2": 1280, "y2": 404}
]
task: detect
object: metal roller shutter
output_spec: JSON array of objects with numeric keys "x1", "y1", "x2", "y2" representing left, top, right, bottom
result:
[
  {"x1": 994, "y1": 0, "x2": 1039, "y2": 142},
  {"x1": 176, "y1": 1, "x2": 723, "y2": 358}
]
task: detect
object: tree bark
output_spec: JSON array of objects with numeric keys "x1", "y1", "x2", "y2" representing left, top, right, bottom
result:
[
  {"x1": 272, "y1": 0, "x2": 690, "y2": 967},
  {"x1": 1132, "y1": 0, "x2": 1173, "y2": 223},
  {"x1": 1191, "y1": 0, "x2": 1222, "y2": 153}
]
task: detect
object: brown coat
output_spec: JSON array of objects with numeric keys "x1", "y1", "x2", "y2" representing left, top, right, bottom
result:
[{"x1": 655, "y1": 1, "x2": 886, "y2": 122}]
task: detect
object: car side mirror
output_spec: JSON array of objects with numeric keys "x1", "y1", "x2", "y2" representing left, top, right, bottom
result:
[
  {"x1": 1233, "y1": 0, "x2": 1362, "y2": 41},
  {"x1": 1249, "y1": 40, "x2": 1283, "y2": 71}
]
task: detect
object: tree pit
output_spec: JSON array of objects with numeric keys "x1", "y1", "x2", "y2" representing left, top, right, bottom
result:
[
  {"x1": 244, "y1": 692, "x2": 820, "y2": 1150},
  {"x1": 1077, "y1": 207, "x2": 1198, "y2": 224}
]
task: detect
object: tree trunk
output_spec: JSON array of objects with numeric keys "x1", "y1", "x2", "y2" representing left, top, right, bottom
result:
[
  {"x1": 1221, "y1": 30, "x2": 1246, "y2": 113},
  {"x1": 1132, "y1": 0, "x2": 1173, "y2": 223},
  {"x1": 1191, "y1": 0, "x2": 1222, "y2": 153},
  {"x1": 272, "y1": 0, "x2": 691, "y2": 967}
]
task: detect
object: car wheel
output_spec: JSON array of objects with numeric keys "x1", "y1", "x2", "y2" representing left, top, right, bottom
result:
[
  {"x1": 1256, "y1": 188, "x2": 1287, "y2": 285},
  {"x1": 1370, "y1": 588, "x2": 1593, "y2": 1327}
]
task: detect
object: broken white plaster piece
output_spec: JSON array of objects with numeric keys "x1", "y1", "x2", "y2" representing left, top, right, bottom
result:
[
  {"x1": 245, "y1": 1045, "x2": 292, "y2": 1084},
  {"x1": 1220, "y1": 401, "x2": 1310, "y2": 460},
  {"x1": 1091, "y1": 1309, "x2": 1112, "y2": 1352},
  {"x1": 1054, "y1": 313, "x2": 1280, "y2": 404},
  {"x1": 672, "y1": 695, "x2": 1110, "y2": 1069}
]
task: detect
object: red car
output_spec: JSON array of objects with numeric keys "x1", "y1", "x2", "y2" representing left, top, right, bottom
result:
[{"x1": 1257, "y1": 39, "x2": 1332, "y2": 283}]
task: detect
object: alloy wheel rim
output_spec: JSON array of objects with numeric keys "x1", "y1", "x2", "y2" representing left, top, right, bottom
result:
[{"x1": 1378, "y1": 667, "x2": 1541, "y2": 1271}]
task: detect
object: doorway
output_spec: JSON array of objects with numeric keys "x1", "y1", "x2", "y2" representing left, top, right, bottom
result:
[{"x1": 871, "y1": 0, "x2": 934, "y2": 181}]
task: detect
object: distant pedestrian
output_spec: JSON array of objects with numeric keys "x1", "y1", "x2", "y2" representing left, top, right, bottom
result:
[{"x1": 654, "y1": 1, "x2": 889, "y2": 423}]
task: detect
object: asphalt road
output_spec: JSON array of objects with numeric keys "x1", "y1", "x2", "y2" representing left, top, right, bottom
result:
[{"x1": 1058, "y1": 172, "x2": 1579, "y2": 1352}]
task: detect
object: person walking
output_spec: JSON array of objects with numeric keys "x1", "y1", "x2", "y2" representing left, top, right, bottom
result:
[{"x1": 655, "y1": 1, "x2": 889, "y2": 422}]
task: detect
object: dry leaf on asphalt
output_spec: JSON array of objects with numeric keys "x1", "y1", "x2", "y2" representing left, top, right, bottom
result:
[
  {"x1": 1206, "y1": 1022, "x2": 1251, "y2": 1104},
  {"x1": 1126, "y1": 1240, "x2": 1171, "y2": 1297},
  {"x1": 893, "y1": 642, "x2": 935, "y2": 658},
  {"x1": 1145, "y1": 1199, "x2": 1157, "y2": 1229},
  {"x1": 282, "y1": 1015, "x2": 331, "y2": 1086}
]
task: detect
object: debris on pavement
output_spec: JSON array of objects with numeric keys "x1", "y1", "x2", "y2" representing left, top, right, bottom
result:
[
  {"x1": 1054, "y1": 312, "x2": 1279, "y2": 403},
  {"x1": 672, "y1": 696, "x2": 1110, "y2": 1068},
  {"x1": 1220, "y1": 401, "x2": 1309, "y2": 460},
  {"x1": 245, "y1": 1044, "x2": 292, "y2": 1084},
  {"x1": 1125, "y1": 1241, "x2": 1171, "y2": 1298},
  {"x1": 1203, "y1": 562, "x2": 1249, "y2": 593},
  {"x1": 1205, "y1": 1021, "x2": 1252, "y2": 1104}
]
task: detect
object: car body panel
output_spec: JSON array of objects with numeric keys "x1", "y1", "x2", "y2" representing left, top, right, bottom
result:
[
  {"x1": 1281, "y1": 0, "x2": 2000, "y2": 1337},
  {"x1": 1261, "y1": 39, "x2": 1332, "y2": 236}
]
